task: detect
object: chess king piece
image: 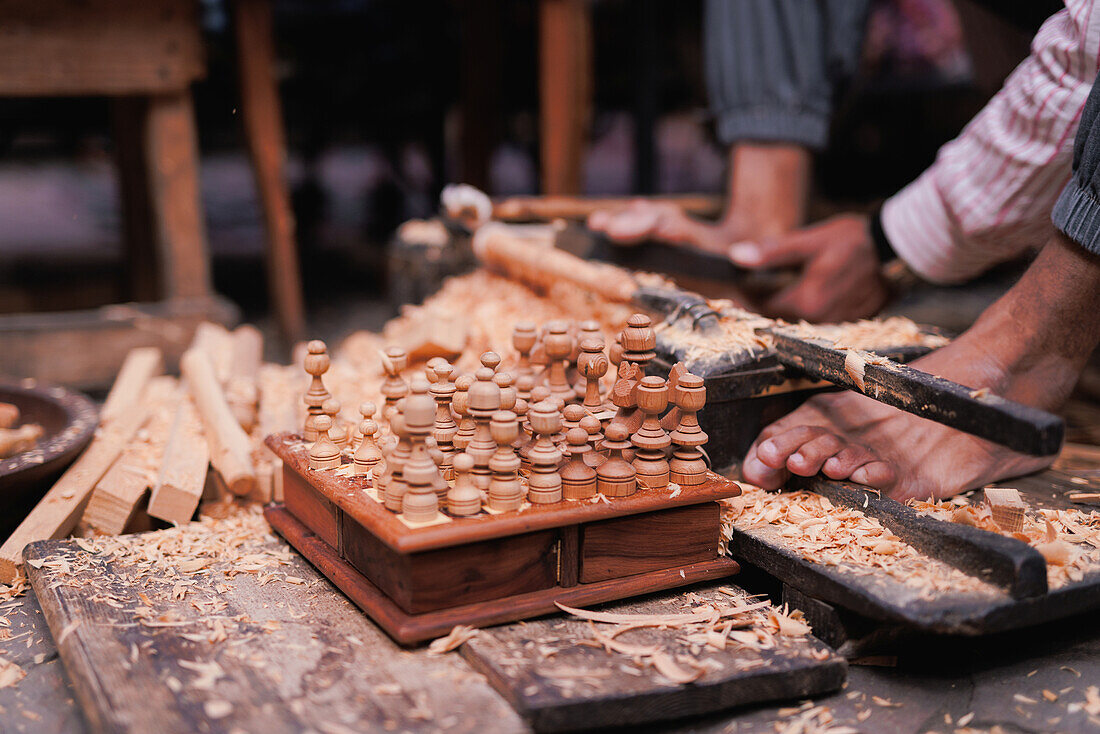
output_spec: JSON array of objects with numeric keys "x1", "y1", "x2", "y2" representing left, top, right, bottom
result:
[
  {"x1": 597, "y1": 424, "x2": 636, "y2": 497},
  {"x1": 429, "y1": 359, "x2": 458, "y2": 479},
  {"x1": 353, "y1": 402, "x2": 382, "y2": 476},
  {"x1": 580, "y1": 414, "x2": 605, "y2": 468},
  {"x1": 309, "y1": 415, "x2": 341, "y2": 470},
  {"x1": 668, "y1": 373, "x2": 709, "y2": 486},
  {"x1": 447, "y1": 453, "x2": 481, "y2": 516},
  {"x1": 525, "y1": 401, "x2": 563, "y2": 504},
  {"x1": 303, "y1": 340, "x2": 332, "y2": 441},
  {"x1": 380, "y1": 346, "x2": 409, "y2": 418},
  {"x1": 383, "y1": 401, "x2": 412, "y2": 512},
  {"x1": 543, "y1": 321, "x2": 575, "y2": 403},
  {"x1": 466, "y1": 364, "x2": 502, "y2": 490},
  {"x1": 322, "y1": 398, "x2": 349, "y2": 448},
  {"x1": 512, "y1": 321, "x2": 538, "y2": 379},
  {"x1": 401, "y1": 378, "x2": 442, "y2": 523},
  {"x1": 488, "y1": 410, "x2": 524, "y2": 511},
  {"x1": 560, "y1": 427, "x2": 597, "y2": 499},
  {"x1": 620, "y1": 313, "x2": 656, "y2": 372},
  {"x1": 452, "y1": 374, "x2": 476, "y2": 451},
  {"x1": 631, "y1": 376, "x2": 671, "y2": 489}
]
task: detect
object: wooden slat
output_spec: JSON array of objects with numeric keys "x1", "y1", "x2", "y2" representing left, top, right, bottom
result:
[
  {"x1": 182, "y1": 349, "x2": 256, "y2": 497},
  {"x1": 148, "y1": 396, "x2": 209, "y2": 525},
  {"x1": 99, "y1": 347, "x2": 164, "y2": 423}
]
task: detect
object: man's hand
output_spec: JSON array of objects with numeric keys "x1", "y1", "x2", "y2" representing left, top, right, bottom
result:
[{"x1": 727, "y1": 214, "x2": 890, "y2": 322}]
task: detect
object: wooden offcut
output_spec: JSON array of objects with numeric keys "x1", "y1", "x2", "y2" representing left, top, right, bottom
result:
[
  {"x1": 984, "y1": 487, "x2": 1026, "y2": 533},
  {"x1": 98, "y1": 347, "x2": 163, "y2": 423},
  {"x1": 148, "y1": 397, "x2": 209, "y2": 525}
]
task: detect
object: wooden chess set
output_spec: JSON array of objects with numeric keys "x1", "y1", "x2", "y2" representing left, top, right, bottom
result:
[{"x1": 264, "y1": 313, "x2": 743, "y2": 645}]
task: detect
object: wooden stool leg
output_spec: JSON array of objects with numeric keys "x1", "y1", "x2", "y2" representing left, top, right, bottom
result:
[
  {"x1": 111, "y1": 96, "x2": 160, "y2": 302},
  {"x1": 233, "y1": 0, "x2": 306, "y2": 344},
  {"x1": 146, "y1": 91, "x2": 212, "y2": 301},
  {"x1": 538, "y1": 0, "x2": 592, "y2": 195}
]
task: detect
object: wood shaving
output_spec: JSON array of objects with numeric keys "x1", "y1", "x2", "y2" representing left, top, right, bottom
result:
[
  {"x1": 427, "y1": 625, "x2": 479, "y2": 655},
  {"x1": 844, "y1": 350, "x2": 867, "y2": 392},
  {"x1": 0, "y1": 656, "x2": 25, "y2": 688},
  {"x1": 649, "y1": 651, "x2": 704, "y2": 684}
]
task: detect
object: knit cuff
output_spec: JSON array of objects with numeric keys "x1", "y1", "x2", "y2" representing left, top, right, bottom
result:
[
  {"x1": 714, "y1": 108, "x2": 830, "y2": 150},
  {"x1": 1052, "y1": 178, "x2": 1100, "y2": 256}
]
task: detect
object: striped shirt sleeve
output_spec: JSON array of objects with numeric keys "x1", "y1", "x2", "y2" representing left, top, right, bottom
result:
[{"x1": 881, "y1": 0, "x2": 1100, "y2": 284}]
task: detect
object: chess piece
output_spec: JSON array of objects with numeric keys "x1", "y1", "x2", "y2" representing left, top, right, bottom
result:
[
  {"x1": 512, "y1": 322, "x2": 538, "y2": 379},
  {"x1": 447, "y1": 453, "x2": 481, "y2": 516},
  {"x1": 309, "y1": 415, "x2": 341, "y2": 470},
  {"x1": 481, "y1": 350, "x2": 502, "y2": 374},
  {"x1": 631, "y1": 376, "x2": 671, "y2": 489},
  {"x1": 322, "y1": 398, "x2": 349, "y2": 448},
  {"x1": 303, "y1": 340, "x2": 332, "y2": 441},
  {"x1": 620, "y1": 313, "x2": 656, "y2": 372},
  {"x1": 383, "y1": 403, "x2": 412, "y2": 512},
  {"x1": 515, "y1": 374, "x2": 535, "y2": 402},
  {"x1": 429, "y1": 360, "x2": 458, "y2": 479},
  {"x1": 609, "y1": 362, "x2": 644, "y2": 440},
  {"x1": 401, "y1": 378, "x2": 442, "y2": 523},
  {"x1": 520, "y1": 385, "x2": 551, "y2": 470},
  {"x1": 488, "y1": 410, "x2": 524, "y2": 511},
  {"x1": 466, "y1": 366, "x2": 502, "y2": 490},
  {"x1": 572, "y1": 321, "x2": 603, "y2": 394},
  {"x1": 561, "y1": 427, "x2": 597, "y2": 499},
  {"x1": 495, "y1": 370, "x2": 517, "y2": 412},
  {"x1": 660, "y1": 363, "x2": 691, "y2": 432},
  {"x1": 580, "y1": 414, "x2": 606, "y2": 468},
  {"x1": 526, "y1": 401, "x2": 563, "y2": 504},
  {"x1": 424, "y1": 436, "x2": 451, "y2": 500},
  {"x1": 380, "y1": 346, "x2": 409, "y2": 418},
  {"x1": 452, "y1": 374, "x2": 476, "y2": 451},
  {"x1": 543, "y1": 321, "x2": 575, "y2": 403},
  {"x1": 511, "y1": 397, "x2": 530, "y2": 453},
  {"x1": 668, "y1": 374, "x2": 709, "y2": 486},
  {"x1": 577, "y1": 338, "x2": 614, "y2": 420},
  {"x1": 609, "y1": 334, "x2": 624, "y2": 381},
  {"x1": 562, "y1": 404, "x2": 584, "y2": 435},
  {"x1": 597, "y1": 424, "x2": 637, "y2": 497},
  {"x1": 353, "y1": 402, "x2": 382, "y2": 476}
]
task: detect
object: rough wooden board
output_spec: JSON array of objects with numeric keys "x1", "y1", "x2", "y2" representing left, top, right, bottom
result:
[
  {"x1": 148, "y1": 397, "x2": 209, "y2": 525},
  {"x1": 23, "y1": 521, "x2": 526, "y2": 734},
  {"x1": 462, "y1": 584, "x2": 845, "y2": 732}
]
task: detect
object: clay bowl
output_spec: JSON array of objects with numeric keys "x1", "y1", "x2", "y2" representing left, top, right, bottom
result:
[{"x1": 0, "y1": 380, "x2": 98, "y2": 493}]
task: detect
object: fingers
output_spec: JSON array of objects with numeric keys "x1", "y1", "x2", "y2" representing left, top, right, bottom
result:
[
  {"x1": 742, "y1": 444, "x2": 789, "y2": 490},
  {"x1": 851, "y1": 461, "x2": 896, "y2": 489},
  {"x1": 786, "y1": 433, "x2": 844, "y2": 476},
  {"x1": 745, "y1": 421, "x2": 895, "y2": 490},
  {"x1": 756, "y1": 426, "x2": 831, "y2": 469}
]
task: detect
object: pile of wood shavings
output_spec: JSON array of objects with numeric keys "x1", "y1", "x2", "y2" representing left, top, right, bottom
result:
[
  {"x1": 655, "y1": 305, "x2": 773, "y2": 361},
  {"x1": 787, "y1": 316, "x2": 949, "y2": 351},
  {"x1": 909, "y1": 494, "x2": 1100, "y2": 588},
  {"x1": 722, "y1": 484, "x2": 995, "y2": 599}
]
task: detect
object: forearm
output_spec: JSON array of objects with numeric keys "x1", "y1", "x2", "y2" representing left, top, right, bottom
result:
[{"x1": 726, "y1": 143, "x2": 812, "y2": 236}]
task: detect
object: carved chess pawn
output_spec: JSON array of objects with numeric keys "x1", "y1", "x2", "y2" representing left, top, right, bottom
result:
[
  {"x1": 380, "y1": 346, "x2": 410, "y2": 419},
  {"x1": 303, "y1": 340, "x2": 332, "y2": 441},
  {"x1": 383, "y1": 403, "x2": 412, "y2": 512},
  {"x1": 520, "y1": 385, "x2": 552, "y2": 470},
  {"x1": 597, "y1": 424, "x2": 636, "y2": 497},
  {"x1": 543, "y1": 321, "x2": 575, "y2": 404},
  {"x1": 424, "y1": 436, "x2": 450, "y2": 501},
  {"x1": 401, "y1": 378, "x2": 442, "y2": 523},
  {"x1": 481, "y1": 350, "x2": 502, "y2": 374},
  {"x1": 511, "y1": 397, "x2": 530, "y2": 453},
  {"x1": 466, "y1": 366, "x2": 502, "y2": 490},
  {"x1": 572, "y1": 322, "x2": 603, "y2": 394},
  {"x1": 515, "y1": 374, "x2": 535, "y2": 403},
  {"x1": 353, "y1": 402, "x2": 382, "y2": 476},
  {"x1": 609, "y1": 334, "x2": 624, "y2": 381},
  {"x1": 577, "y1": 338, "x2": 609, "y2": 413},
  {"x1": 309, "y1": 415, "x2": 341, "y2": 471},
  {"x1": 660, "y1": 363, "x2": 691, "y2": 432},
  {"x1": 452, "y1": 374, "x2": 476, "y2": 451},
  {"x1": 560, "y1": 427, "x2": 597, "y2": 499},
  {"x1": 429, "y1": 360, "x2": 458, "y2": 479},
  {"x1": 447, "y1": 453, "x2": 481, "y2": 516},
  {"x1": 525, "y1": 401, "x2": 563, "y2": 504},
  {"x1": 322, "y1": 398, "x2": 349, "y2": 448},
  {"x1": 512, "y1": 321, "x2": 537, "y2": 379},
  {"x1": 562, "y1": 404, "x2": 584, "y2": 436},
  {"x1": 631, "y1": 376, "x2": 671, "y2": 489},
  {"x1": 668, "y1": 374, "x2": 709, "y2": 486},
  {"x1": 495, "y1": 371, "x2": 517, "y2": 412},
  {"x1": 608, "y1": 362, "x2": 643, "y2": 440},
  {"x1": 488, "y1": 410, "x2": 524, "y2": 511},
  {"x1": 620, "y1": 313, "x2": 656, "y2": 371},
  {"x1": 580, "y1": 414, "x2": 606, "y2": 469}
]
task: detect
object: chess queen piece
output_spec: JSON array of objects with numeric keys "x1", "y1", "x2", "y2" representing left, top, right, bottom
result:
[
  {"x1": 597, "y1": 424, "x2": 636, "y2": 497},
  {"x1": 631, "y1": 376, "x2": 671, "y2": 489},
  {"x1": 668, "y1": 374, "x2": 709, "y2": 486},
  {"x1": 380, "y1": 346, "x2": 409, "y2": 418},
  {"x1": 401, "y1": 378, "x2": 442, "y2": 523},
  {"x1": 309, "y1": 415, "x2": 341, "y2": 471},
  {"x1": 525, "y1": 401, "x2": 563, "y2": 504},
  {"x1": 452, "y1": 374, "x2": 476, "y2": 451},
  {"x1": 353, "y1": 402, "x2": 382, "y2": 476},
  {"x1": 512, "y1": 321, "x2": 538, "y2": 379},
  {"x1": 543, "y1": 321, "x2": 575, "y2": 404},
  {"x1": 620, "y1": 313, "x2": 656, "y2": 372},
  {"x1": 466, "y1": 366, "x2": 502, "y2": 490},
  {"x1": 560, "y1": 427, "x2": 597, "y2": 499},
  {"x1": 446, "y1": 453, "x2": 481, "y2": 516},
  {"x1": 303, "y1": 340, "x2": 332, "y2": 441},
  {"x1": 488, "y1": 410, "x2": 524, "y2": 511}
]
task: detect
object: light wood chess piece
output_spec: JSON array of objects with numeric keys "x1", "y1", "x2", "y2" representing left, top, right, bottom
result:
[
  {"x1": 353, "y1": 402, "x2": 382, "y2": 476},
  {"x1": 466, "y1": 365, "x2": 502, "y2": 491},
  {"x1": 668, "y1": 374, "x2": 709, "y2": 486},
  {"x1": 512, "y1": 321, "x2": 537, "y2": 379},
  {"x1": 322, "y1": 398, "x2": 349, "y2": 448},
  {"x1": 560, "y1": 427, "x2": 597, "y2": 499},
  {"x1": 303, "y1": 340, "x2": 332, "y2": 441},
  {"x1": 401, "y1": 378, "x2": 442, "y2": 523},
  {"x1": 577, "y1": 337, "x2": 614, "y2": 421},
  {"x1": 597, "y1": 424, "x2": 636, "y2": 497},
  {"x1": 488, "y1": 410, "x2": 524, "y2": 511},
  {"x1": 380, "y1": 346, "x2": 409, "y2": 418},
  {"x1": 447, "y1": 453, "x2": 481, "y2": 516},
  {"x1": 631, "y1": 376, "x2": 671, "y2": 489},
  {"x1": 580, "y1": 414, "x2": 605, "y2": 469},
  {"x1": 525, "y1": 401, "x2": 563, "y2": 504},
  {"x1": 452, "y1": 374, "x2": 476, "y2": 451},
  {"x1": 620, "y1": 313, "x2": 656, "y2": 372},
  {"x1": 543, "y1": 321, "x2": 575, "y2": 404},
  {"x1": 309, "y1": 415, "x2": 341, "y2": 471},
  {"x1": 495, "y1": 370, "x2": 517, "y2": 412},
  {"x1": 383, "y1": 402, "x2": 412, "y2": 512},
  {"x1": 429, "y1": 360, "x2": 458, "y2": 479}
]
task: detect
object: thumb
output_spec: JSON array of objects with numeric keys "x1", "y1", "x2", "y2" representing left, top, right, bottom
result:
[{"x1": 727, "y1": 230, "x2": 821, "y2": 269}]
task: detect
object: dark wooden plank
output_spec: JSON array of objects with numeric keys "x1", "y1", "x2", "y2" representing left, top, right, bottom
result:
[
  {"x1": 23, "y1": 525, "x2": 525, "y2": 734},
  {"x1": 559, "y1": 525, "x2": 579, "y2": 587},
  {"x1": 788, "y1": 476, "x2": 1048, "y2": 599},
  {"x1": 267, "y1": 433, "x2": 741, "y2": 554},
  {"x1": 769, "y1": 330, "x2": 1064, "y2": 456},
  {"x1": 282, "y1": 466, "x2": 339, "y2": 547},
  {"x1": 461, "y1": 584, "x2": 846, "y2": 732},
  {"x1": 267, "y1": 506, "x2": 739, "y2": 645},
  {"x1": 578, "y1": 502, "x2": 718, "y2": 583}
]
